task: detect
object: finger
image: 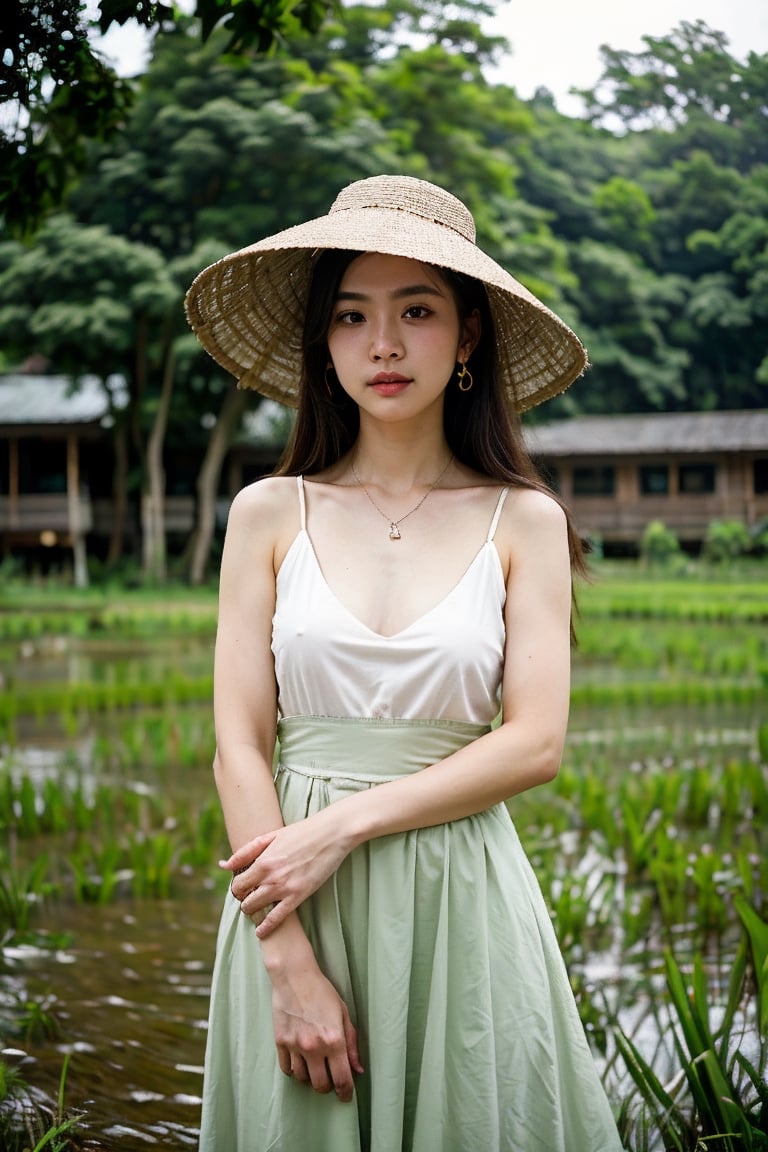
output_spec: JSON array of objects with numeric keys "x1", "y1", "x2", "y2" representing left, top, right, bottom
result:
[
  {"x1": 276, "y1": 1045, "x2": 292, "y2": 1077},
  {"x1": 229, "y1": 865, "x2": 254, "y2": 900},
  {"x1": 245, "y1": 905, "x2": 270, "y2": 927},
  {"x1": 218, "y1": 832, "x2": 277, "y2": 871},
  {"x1": 291, "y1": 1055, "x2": 310, "y2": 1085},
  {"x1": 305, "y1": 1055, "x2": 333, "y2": 1095},
  {"x1": 239, "y1": 886, "x2": 272, "y2": 915},
  {"x1": 254, "y1": 899, "x2": 294, "y2": 939},
  {"x1": 327, "y1": 1048, "x2": 355, "y2": 1102},
  {"x1": 342, "y1": 1008, "x2": 365, "y2": 1076}
]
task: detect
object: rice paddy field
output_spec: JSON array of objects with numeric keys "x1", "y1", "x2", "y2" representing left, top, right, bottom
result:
[{"x1": 0, "y1": 562, "x2": 766, "y2": 1150}]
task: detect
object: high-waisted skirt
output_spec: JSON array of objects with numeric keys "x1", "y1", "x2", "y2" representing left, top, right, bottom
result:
[{"x1": 199, "y1": 717, "x2": 623, "y2": 1151}]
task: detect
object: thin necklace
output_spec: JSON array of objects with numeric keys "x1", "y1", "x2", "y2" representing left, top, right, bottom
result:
[{"x1": 349, "y1": 455, "x2": 454, "y2": 541}]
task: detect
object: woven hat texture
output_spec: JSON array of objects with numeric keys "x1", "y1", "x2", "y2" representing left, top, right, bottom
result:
[{"x1": 185, "y1": 175, "x2": 587, "y2": 412}]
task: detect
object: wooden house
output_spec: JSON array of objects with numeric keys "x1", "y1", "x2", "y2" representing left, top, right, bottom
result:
[
  {"x1": 0, "y1": 374, "x2": 123, "y2": 585},
  {"x1": 2, "y1": 373, "x2": 766, "y2": 576},
  {"x1": 526, "y1": 410, "x2": 768, "y2": 553}
]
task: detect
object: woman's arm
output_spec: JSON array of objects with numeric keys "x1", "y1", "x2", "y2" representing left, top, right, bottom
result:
[
  {"x1": 230, "y1": 487, "x2": 573, "y2": 937},
  {"x1": 214, "y1": 479, "x2": 363, "y2": 1100}
]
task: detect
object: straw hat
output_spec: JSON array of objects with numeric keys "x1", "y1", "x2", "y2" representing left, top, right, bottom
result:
[{"x1": 185, "y1": 174, "x2": 587, "y2": 412}]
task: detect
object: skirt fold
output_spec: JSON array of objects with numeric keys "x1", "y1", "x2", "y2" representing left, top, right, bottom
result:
[{"x1": 199, "y1": 718, "x2": 622, "y2": 1152}]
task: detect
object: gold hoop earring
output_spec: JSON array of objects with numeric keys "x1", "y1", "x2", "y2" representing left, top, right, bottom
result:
[
  {"x1": 457, "y1": 363, "x2": 473, "y2": 392},
  {"x1": 324, "y1": 361, "x2": 334, "y2": 397}
]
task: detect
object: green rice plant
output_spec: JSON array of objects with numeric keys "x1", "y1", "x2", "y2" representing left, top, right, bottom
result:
[
  {"x1": 67, "y1": 840, "x2": 124, "y2": 904},
  {"x1": 128, "y1": 831, "x2": 175, "y2": 898},
  {"x1": 621, "y1": 885, "x2": 657, "y2": 950},
  {"x1": 179, "y1": 798, "x2": 226, "y2": 868},
  {"x1": 15, "y1": 995, "x2": 62, "y2": 1044},
  {"x1": 0, "y1": 1057, "x2": 25, "y2": 1103},
  {"x1": 17, "y1": 776, "x2": 40, "y2": 837},
  {"x1": 621, "y1": 800, "x2": 665, "y2": 881},
  {"x1": 548, "y1": 866, "x2": 616, "y2": 955},
  {"x1": 3, "y1": 674, "x2": 213, "y2": 723},
  {"x1": 617, "y1": 903, "x2": 768, "y2": 1151},
  {"x1": 0, "y1": 854, "x2": 50, "y2": 934},
  {"x1": 580, "y1": 577, "x2": 768, "y2": 624},
  {"x1": 759, "y1": 724, "x2": 768, "y2": 764},
  {"x1": 0, "y1": 1053, "x2": 82, "y2": 1152}
]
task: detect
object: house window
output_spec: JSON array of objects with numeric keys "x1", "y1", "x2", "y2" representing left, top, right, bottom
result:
[
  {"x1": 573, "y1": 466, "x2": 615, "y2": 496},
  {"x1": 679, "y1": 462, "x2": 716, "y2": 495},
  {"x1": 639, "y1": 465, "x2": 669, "y2": 496},
  {"x1": 754, "y1": 459, "x2": 768, "y2": 495},
  {"x1": 19, "y1": 439, "x2": 67, "y2": 494}
]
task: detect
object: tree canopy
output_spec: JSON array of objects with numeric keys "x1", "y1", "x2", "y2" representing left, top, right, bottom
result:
[
  {"x1": 0, "y1": 0, "x2": 340, "y2": 233},
  {"x1": 1, "y1": 0, "x2": 766, "y2": 579}
]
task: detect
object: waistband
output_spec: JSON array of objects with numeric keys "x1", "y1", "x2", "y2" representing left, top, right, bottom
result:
[{"x1": 276, "y1": 716, "x2": 490, "y2": 783}]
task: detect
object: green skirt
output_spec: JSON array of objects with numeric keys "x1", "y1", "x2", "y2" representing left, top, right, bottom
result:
[{"x1": 199, "y1": 718, "x2": 622, "y2": 1151}]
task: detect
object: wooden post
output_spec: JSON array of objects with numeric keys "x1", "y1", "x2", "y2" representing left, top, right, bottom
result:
[
  {"x1": 8, "y1": 438, "x2": 18, "y2": 529},
  {"x1": 67, "y1": 434, "x2": 88, "y2": 588}
]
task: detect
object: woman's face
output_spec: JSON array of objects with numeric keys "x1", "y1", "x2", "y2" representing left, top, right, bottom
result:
[{"x1": 325, "y1": 252, "x2": 479, "y2": 426}]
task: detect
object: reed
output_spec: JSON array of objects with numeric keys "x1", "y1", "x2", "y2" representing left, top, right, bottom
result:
[{"x1": 617, "y1": 901, "x2": 767, "y2": 1151}]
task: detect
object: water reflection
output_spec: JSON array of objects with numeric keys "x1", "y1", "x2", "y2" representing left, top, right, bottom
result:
[
  {"x1": 6, "y1": 889, "x2": 222, "y2": 1147},
  {"x1": 9, "y1": 634, "x2": 213, "y2": 687},
  {"x1": 3, "y1": 625, "x2": 763, "y2": 1146}
]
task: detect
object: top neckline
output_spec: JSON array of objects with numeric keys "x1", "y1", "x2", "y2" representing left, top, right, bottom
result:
[
  {"x1": 277, "y1": 478, "x2": 509, "y2": 640},
  {"x1": 290, "y1": 528, "x2": 502, "y2": 640}
]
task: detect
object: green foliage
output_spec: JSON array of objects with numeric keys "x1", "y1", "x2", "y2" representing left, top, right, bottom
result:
[
  {"x1": 0, "y1": 0, "x2": 341, "y2": 234},
  {"x1": 617, "y1": 917, "x2": 768, "y2": 1150},
  {"x1": 593, "y1": 176, "x2": 656, "y2": 254},
  {"x1": 0, "y1": 6, "x2": 767, "y2": 590},
  {"x1": 704, "y1": 520, "x2": 753, "y2": 564},
  {"x1": 640, "y1": 520, "x2": 682, "y2": 567},
  {"x1": 0, "y1": 855, "x2": 51, "y2": 935}
]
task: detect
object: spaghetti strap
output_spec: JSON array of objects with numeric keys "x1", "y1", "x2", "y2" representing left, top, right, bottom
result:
[
  {"x1": 487, "y1": 486, "x2": 510, "y2": 542},
  {"x1": 296, "y1": 475, "x2": 307, "y2": 531}
]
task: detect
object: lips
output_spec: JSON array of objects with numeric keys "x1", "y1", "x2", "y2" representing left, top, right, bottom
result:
[{"x1": 369, "y1": 373, "x2": 411, "y2": 385}]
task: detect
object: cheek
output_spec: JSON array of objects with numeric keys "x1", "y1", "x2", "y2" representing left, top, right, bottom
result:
[{"x1": 327, "y1": 328, "x2": 354, "y2": 361}]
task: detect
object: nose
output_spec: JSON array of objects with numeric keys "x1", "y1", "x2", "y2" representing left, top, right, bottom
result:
[{"x1": 369, "y1": 316, "x2": 403, "y2": 361}]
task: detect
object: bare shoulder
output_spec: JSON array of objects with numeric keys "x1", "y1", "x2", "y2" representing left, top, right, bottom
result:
[
  {"x1": 226, "y1": 475, "x2": 299, "y2": 535},
  {"x1": 502, "y1": 485, "x2": 567, "y2": 537},
  {"x1": 222, "y1": 476, "x2": 302, "y2": 579},
  {"x1": 494, "y1": 486, "x2": 568, "y2": 584}
]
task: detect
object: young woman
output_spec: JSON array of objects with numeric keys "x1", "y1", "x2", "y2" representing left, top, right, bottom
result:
[{"x1": 186, "y1": 175, "x2": 623, "y2": 1151}]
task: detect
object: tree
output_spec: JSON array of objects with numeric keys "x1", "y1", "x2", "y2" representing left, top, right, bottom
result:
[
  {"x1": 564, "y1": 240, "x2": 690, "y2": 413},
  {"x1": 577, "y1": 22, "x2": 768, "y2": 170},
  {"x1": 0, "y1": 0, "x2": 340, "y2": 234},
  {"x1": 0, "y1": 215, "x2": 180, "y2": 573}
]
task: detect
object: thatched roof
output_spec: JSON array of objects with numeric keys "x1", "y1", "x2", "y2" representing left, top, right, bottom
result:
[
  {"x1": 525, "y1": 411, "x2": 768, "y2": 457},
  {"x1": 0, "y1": 375, "x2": 127, "y2": 426}
]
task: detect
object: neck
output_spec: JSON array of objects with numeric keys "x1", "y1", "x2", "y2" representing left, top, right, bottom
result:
[{"x1": 348, "y1": 418, "x2": 452, "y2": 492}]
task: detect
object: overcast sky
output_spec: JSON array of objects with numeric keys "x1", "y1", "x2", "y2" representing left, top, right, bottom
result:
[
  {"x1": 97, "y1": 0, "x2": 768, "y2": 116},
  {"x1": 489, "y1": 0, "x2": 768, "y2": 112}
]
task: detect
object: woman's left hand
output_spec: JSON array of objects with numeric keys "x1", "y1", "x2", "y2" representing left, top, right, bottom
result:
[{"x1": 222, "y1": 810, "x2": 351, "y2": 938}]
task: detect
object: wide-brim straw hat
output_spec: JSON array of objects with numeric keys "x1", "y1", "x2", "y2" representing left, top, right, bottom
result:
[{"x1": 185, "y1": 174, "x2": 588, "y2": 412}]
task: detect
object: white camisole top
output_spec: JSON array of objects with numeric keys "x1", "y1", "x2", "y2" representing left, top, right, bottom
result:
[{"x1": 271, "y1": 477, "x2": 510, "y2": 725}]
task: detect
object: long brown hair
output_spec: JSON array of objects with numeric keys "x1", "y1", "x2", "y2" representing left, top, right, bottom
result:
[{"x1": 276, "y1": 249, "x2": 587, "y2": 590}]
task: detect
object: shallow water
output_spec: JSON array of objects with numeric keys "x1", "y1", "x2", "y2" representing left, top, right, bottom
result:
[
  {"x1": 4, "y1": 886, "x2": 222, "y2": 1148},
  {"x1": 2, "y1": 630, "x2": 764, "y2": 1146}
]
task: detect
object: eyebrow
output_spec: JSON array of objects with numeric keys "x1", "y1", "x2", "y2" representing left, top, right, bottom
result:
[{"x1": 336, "y1": 284, "x2": 446, "y2": 302}]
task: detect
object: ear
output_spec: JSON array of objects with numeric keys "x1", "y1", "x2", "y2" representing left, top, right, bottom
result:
[{"x1": 458, "y1": 308, "x2": 481, "y2": 361}]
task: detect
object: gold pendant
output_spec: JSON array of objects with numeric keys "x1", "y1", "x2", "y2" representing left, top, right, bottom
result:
[{"x1": 389, "y1": 523, "x2": 401, "y2": 540}]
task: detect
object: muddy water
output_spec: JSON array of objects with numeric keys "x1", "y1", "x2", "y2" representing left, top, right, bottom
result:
[
  {"x1": 2, "y1": 633, "x2": 763, "y2": 1146},
  {"x1": 4, "y1": 885, "x2": 222, "y2": 1147},
  {"x1": 2, "y1": 635, "x2": 221, "y2": 1147}
]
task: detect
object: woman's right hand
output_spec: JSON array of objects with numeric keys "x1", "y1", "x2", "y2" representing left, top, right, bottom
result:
[{"x1": 270, "y1": 963, "x2": 364, "y2": 1102}]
